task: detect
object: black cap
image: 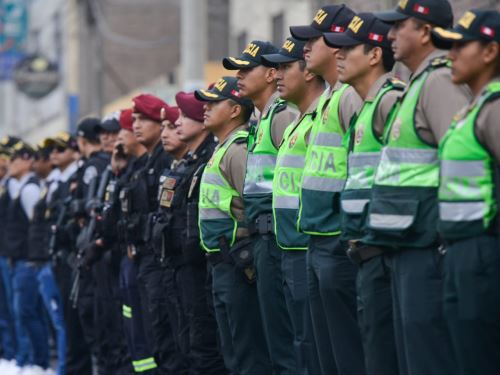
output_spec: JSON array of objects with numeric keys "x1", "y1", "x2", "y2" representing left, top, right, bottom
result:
[
  {"x1": 44, "y1": 131, "x2": 79, "y2": 151},
  {"x1": 324, "y1": 13, "x2": 392, "y2": 49},
  {"x1": 10, "y1": 141, "x2": 36, "y2": 159},
  {"x1": 262, "y1": 37, "x2": 307, "y2": 66},
  {"x1": 98, "y1": 111, "x2": 121, "y2": 133},
  {"x1": 222, "y1": 41, "x2": 279, "y2": 69},
  {"x1": 77, "y1": 117, "x2": 101, "y2": 142},
  {"x1": 432, "y1": 9, "x2": 500, "y2": 49},
  {"x1": 194, "y1": 76, "x2": 254, "y2": 110},
  {"x1": 0, "y1": 135, "x2": 21, "y2": 149},
  {"x1": 375, "y1": 0, "x2": 453, "y2": 28},
  {"x1": 290, "y1": 5, "x2": 356, "y2": 40},
  {"x1": 35, "y1": 139, "x2": 53, "y2": 160}
]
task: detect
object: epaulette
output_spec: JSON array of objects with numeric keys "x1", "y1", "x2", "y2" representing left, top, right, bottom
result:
[
  {"x1": 430, "y1": 56, "x2": 450, "y2": 69},
  {"x1": 386, "y1": 77, "x2": 406, "y2": 90},
  {"x1": 272, "y1": 99, "x2": 288, "y2": 115}
]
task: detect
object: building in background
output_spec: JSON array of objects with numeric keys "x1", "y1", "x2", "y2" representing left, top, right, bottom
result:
[{"x1": 0, "y1": 0, "x2": 498, "y2": 143}]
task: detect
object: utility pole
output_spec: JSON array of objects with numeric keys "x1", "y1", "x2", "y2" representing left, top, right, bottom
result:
[{"x1": 181, "y1": 0, "x2": 207, "y2": 91}]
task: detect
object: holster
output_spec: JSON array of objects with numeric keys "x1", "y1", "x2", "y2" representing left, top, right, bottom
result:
[
  {"x1": 219, "y1": 236, "x2": 256, "y2": 284},
  {"x1": 248, "y1": 213, "x2": 274, "y2": 235}
]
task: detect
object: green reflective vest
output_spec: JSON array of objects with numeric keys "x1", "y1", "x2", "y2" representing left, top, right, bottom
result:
[
  {"x1": 272, "y1": 109, "x2": 315, "y2": 250},
  {"x1": 341, "y1": 79, "x2": 405, "y2": 240},
  {"x1": 243, "y1": 99, "x2": 288, "y2": 222},
  {"x1": 438, "y1": 82, "x2": 500, "y2": 240},
  {"x1": 364, "y1": 58, "x2": 449, "y2": 248},
  {"x1": 298, "y1": 85, "x2": 348, "y2": 235},
  {"x1": 199, "y1": 130, "x2": 248, "y2": 252}
]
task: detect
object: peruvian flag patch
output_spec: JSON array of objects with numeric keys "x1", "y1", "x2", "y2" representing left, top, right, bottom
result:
[
  {"x1": 369, "y1": 33, "x2": 384, "y2": 42},
  {"x1": 413, "y1": 4, "x2": 429, "y2": 14},
  {"x1": 481, "y1": 26, "x2": 495, "y2": 37},
  {"x1": 231, "y1": 89, "x2": 241, "y2": 97},
  {"x1": 330, "y1": 25, "x2": 345, "y2": 33}
]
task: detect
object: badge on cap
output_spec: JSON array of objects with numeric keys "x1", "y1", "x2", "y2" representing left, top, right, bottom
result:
[
  {"x1": 458, "y1": 11, "x2": 476, "y2": 29},
  {"x1": 313, "y1": 9, "x2": 328, "y2": 25},
  {"x1": 398, "y1": 0, "x2": 408, "y2": 10},
  {"x1": 243, "y1": 43, "x2": 260, "y2": 58},
  {"x1": 160, "y1": 107, "x2": 166, "y2": 121},
  {"x1": 215, "y1": 79, "x2": 227, "y2": 92},
  {"x1": 348, "y1": 16, "x2": 364, "y2": 34},
  {"x1": 282, "y1": 40, "x2": 295, "y2": 53}
]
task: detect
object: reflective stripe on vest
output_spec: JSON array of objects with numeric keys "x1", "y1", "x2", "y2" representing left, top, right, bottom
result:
[
  {"x1": 273, "y1": 109, "x2": 314, "y2": 249},
  {"x1": 438, "y1": 82, "x2": 500, "y2": 237},
  {"x1": 199, "y1": 130, "x2": 248, "y2": 252},
  {"x1": 374, "y1": 70, "x2": 439, "y2": 188},
  {"x1": 132, "y1": 357, "x2": 157, "y2": 372},
  {"x1": 298, "y1": 85, "x2": 349, "y2": 235}
]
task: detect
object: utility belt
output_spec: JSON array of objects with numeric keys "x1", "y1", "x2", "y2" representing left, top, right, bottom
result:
[
  {"x1": 206, "y1": 236, "x2": 255, "y2": 284},
  {"x1": 248, "y1": 213, "x2": 274, "y2": 236},
  {"x1": 346, "y1": 241, "x2": 385, "y2": 265}
]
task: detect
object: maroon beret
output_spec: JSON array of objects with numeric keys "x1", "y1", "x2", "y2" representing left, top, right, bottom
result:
[
  {"x1": 132, "y1": 94, "x2": 168, "y2": 123},
  {"x1": 160, "y1": 105, "x2": 180, "y2": 124},
  {"x1": 119, "y1": 108, "x2": 134, "y2": 131},
  {"x1": 175, "y1": 91, "x2": 204, "y2": 122}
]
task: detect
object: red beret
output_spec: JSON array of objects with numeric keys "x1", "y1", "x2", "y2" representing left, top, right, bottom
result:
[
  {"x1": 132, "y1": 93, "x2": 168, "y2": 123},
  {"x1": 119, "y1": 108, "x2": 134, "y2": 131},
  {"x1": 160, "y1": 106, "x2": 180, "y2": 124},
  {"x1": 175, "y1": 91, "x2": 204, "y2": 122}
]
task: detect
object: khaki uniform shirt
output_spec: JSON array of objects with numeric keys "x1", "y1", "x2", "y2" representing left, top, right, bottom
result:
[
  {"x1": 468, "y1": 77, "x2": 500, "y2": 164},
  {"x1": 261, "y1": 91, "x2": 299, "y2": 148},
  {"x1": 369, "y1": 72, "x2": 404, "y2": 138},
  {"x1": 219, "y1": 125, "x2": 248, "y2": 228},
  {"x1": 410, "y1": 49, "x2": 472, "y2": 145}
]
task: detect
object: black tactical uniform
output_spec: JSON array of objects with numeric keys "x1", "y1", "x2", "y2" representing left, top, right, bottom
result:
[
  {"x1": 119, "y1": 141, "x2": 186, "y2": 373},
  {"x1": 152, "y1": 135, "x2": 227, "y2": 375}
]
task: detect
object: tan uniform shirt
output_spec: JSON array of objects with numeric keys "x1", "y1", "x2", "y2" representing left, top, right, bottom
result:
[
  {"x1": 261, "y1": 91, "x2": 299, "y2": 148},
  {"x1": 368, "y1": 72, "x2": 404, "y2": 138},
  {"x1": 219, "y1": 125, "x2": 248, "y2": 225},
  {"x1": 468, "y1": 77, "x2": 500, "y2": 164},
  {"x1": 325, "y1": 82, "x2": 363, "y2": 132},
  {"x1": 409, "y1": 49, "x2": 472, "y2": 145}
]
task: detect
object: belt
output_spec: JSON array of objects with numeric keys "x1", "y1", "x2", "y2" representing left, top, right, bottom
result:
[
  {"x1": 206, "y1": 251, "x2": 230, "y2": 266},
  {"x1": 248, "y1": 213, "x2": 274, "y2": 235},
  {"x1": 347, "y1": 242, "x2": 385, "y2": 265}
]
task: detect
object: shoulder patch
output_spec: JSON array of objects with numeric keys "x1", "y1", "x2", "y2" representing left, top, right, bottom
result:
[
  {"x1": 386, "y1": 77, "x2": 406, "y2": 90},
  {"x1": 430, "y1": 57, "x2": 450, "y2": 69},
  {"x1": 83, "y1": 166, "x2": 98, "y2": 185}
]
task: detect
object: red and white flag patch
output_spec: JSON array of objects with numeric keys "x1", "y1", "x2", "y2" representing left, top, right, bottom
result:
[
  {"x1": 231, "y1": 89, "x2": 241, "y2": 97},
  {"x1": 413, "y1": 4, "x2": 429, "y2": 15},
  {"x1": 369, "y1": 33, "x2": 384, "y2": 42},
  {"x1": 481, "y1": 26, "x2": 495, "y2": 37},
  {"x1": 330, "y1": 25, "x2": 345, "y2": 33}
]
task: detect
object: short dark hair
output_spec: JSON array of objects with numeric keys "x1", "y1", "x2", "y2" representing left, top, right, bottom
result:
[
  {"x1": 363, "y1": 44, "x2": 395, "y2": 72},
  {"x1": 228, "y1": 99, "x2": 254, "y2": 123}
]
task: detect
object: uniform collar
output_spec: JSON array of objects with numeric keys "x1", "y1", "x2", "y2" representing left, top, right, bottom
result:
[
  {"x1": 467, "y1": 76, "x2": 500, "y2": 110},
  {"x1": 218, "y1": 124, "x2": 247, "y2": 148},
  {"x1": 410, "y1": 49, "x2": 448, "y2": 82},
  {"x1": 261, "y1": 91, "x2": 281, "y2": 119},
  {"x1": 293, "y1": 95, "x2": 321, "y2": 126},
  {"x1": 365, "y1": 72, "x2": 393, "y2": 102}
]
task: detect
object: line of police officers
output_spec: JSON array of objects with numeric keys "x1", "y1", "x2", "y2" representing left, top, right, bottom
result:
[{"x1": 0, "y1": 0, "x2": 499, "y2": 374}]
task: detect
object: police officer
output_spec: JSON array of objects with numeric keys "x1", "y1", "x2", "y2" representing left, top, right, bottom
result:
[
  {"x1": 71, "y1": 117, "x2": 110, "y2": 374},
  {"x1": 364, "y1": 0, "x2": 471, "y2": 373},
  {"x1": 324, "y1": 13, "x2": 404, "y2": 374},
  {"x1": 290, "y1": 6, "x2": 366, "y2": 375},
  {"x1": 195, "y1": 77, "x2": 273, "y2": 374},
  {"x1": 0, "y1": 136, "x2": 24, "y2": 374},
  {"x1": 28, "y1": 139, "x2": 68, "y2": 375},
  {"x1": 153, "y1": 91, "x2": 227, "y2": 374},
  {"x1": 97, "y1": 112, "x2": 121, "y2": 154},
  {"x1": 268, "y1": 44, "x2": 323, "y2": 375},
  {"x1": 126, "y1": 94, "x2": 184, "y2": 374},
  {"x1": 223, "y1": 40, "x2": 298, "y2": 374},
  {"x1": 432, "y1": 9, "x2": 500, "y2": 375},
  {"x1": 115, "y1": 109, "x2": 158, "y2": 374},
  {"x1": 6, "y1": 141, "x2": 50, "y2": 375},
  {"x1": 46, "y1": 132, "x2": 92, "y2": 375}
]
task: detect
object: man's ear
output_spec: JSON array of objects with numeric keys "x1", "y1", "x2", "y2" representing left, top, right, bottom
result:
[
  {"x1": 230, "y1": 103, "x2": 243, "y2": 120},
  {"x1": 483, "y1": 41, "x2": 500, "y2": 66},
  {"x1": 369, "y1": 46, "x2": 383, "y2": 67},
  {"x1": 265, "y1": 67, "x2": 277, "y2": 84},
  {"x1": 304, "y1": 68, "x2": 317, "y2": 83}
]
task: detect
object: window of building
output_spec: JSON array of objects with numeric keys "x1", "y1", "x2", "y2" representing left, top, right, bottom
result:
[
  {"x1": 237, "y1": 31, "x2": 247, "y2": 54},
  {"x1": 272, "y1": 12, "x2": 284, "y2": 46}
]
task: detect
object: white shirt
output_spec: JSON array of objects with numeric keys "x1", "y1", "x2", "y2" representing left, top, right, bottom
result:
[{"x1": 8, "y1": 172, "x2": 40, "y2": 220}]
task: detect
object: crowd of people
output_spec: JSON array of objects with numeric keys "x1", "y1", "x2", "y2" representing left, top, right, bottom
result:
[{"x1": 0, "y1": 0, "x2": 499, "y2": 374}]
